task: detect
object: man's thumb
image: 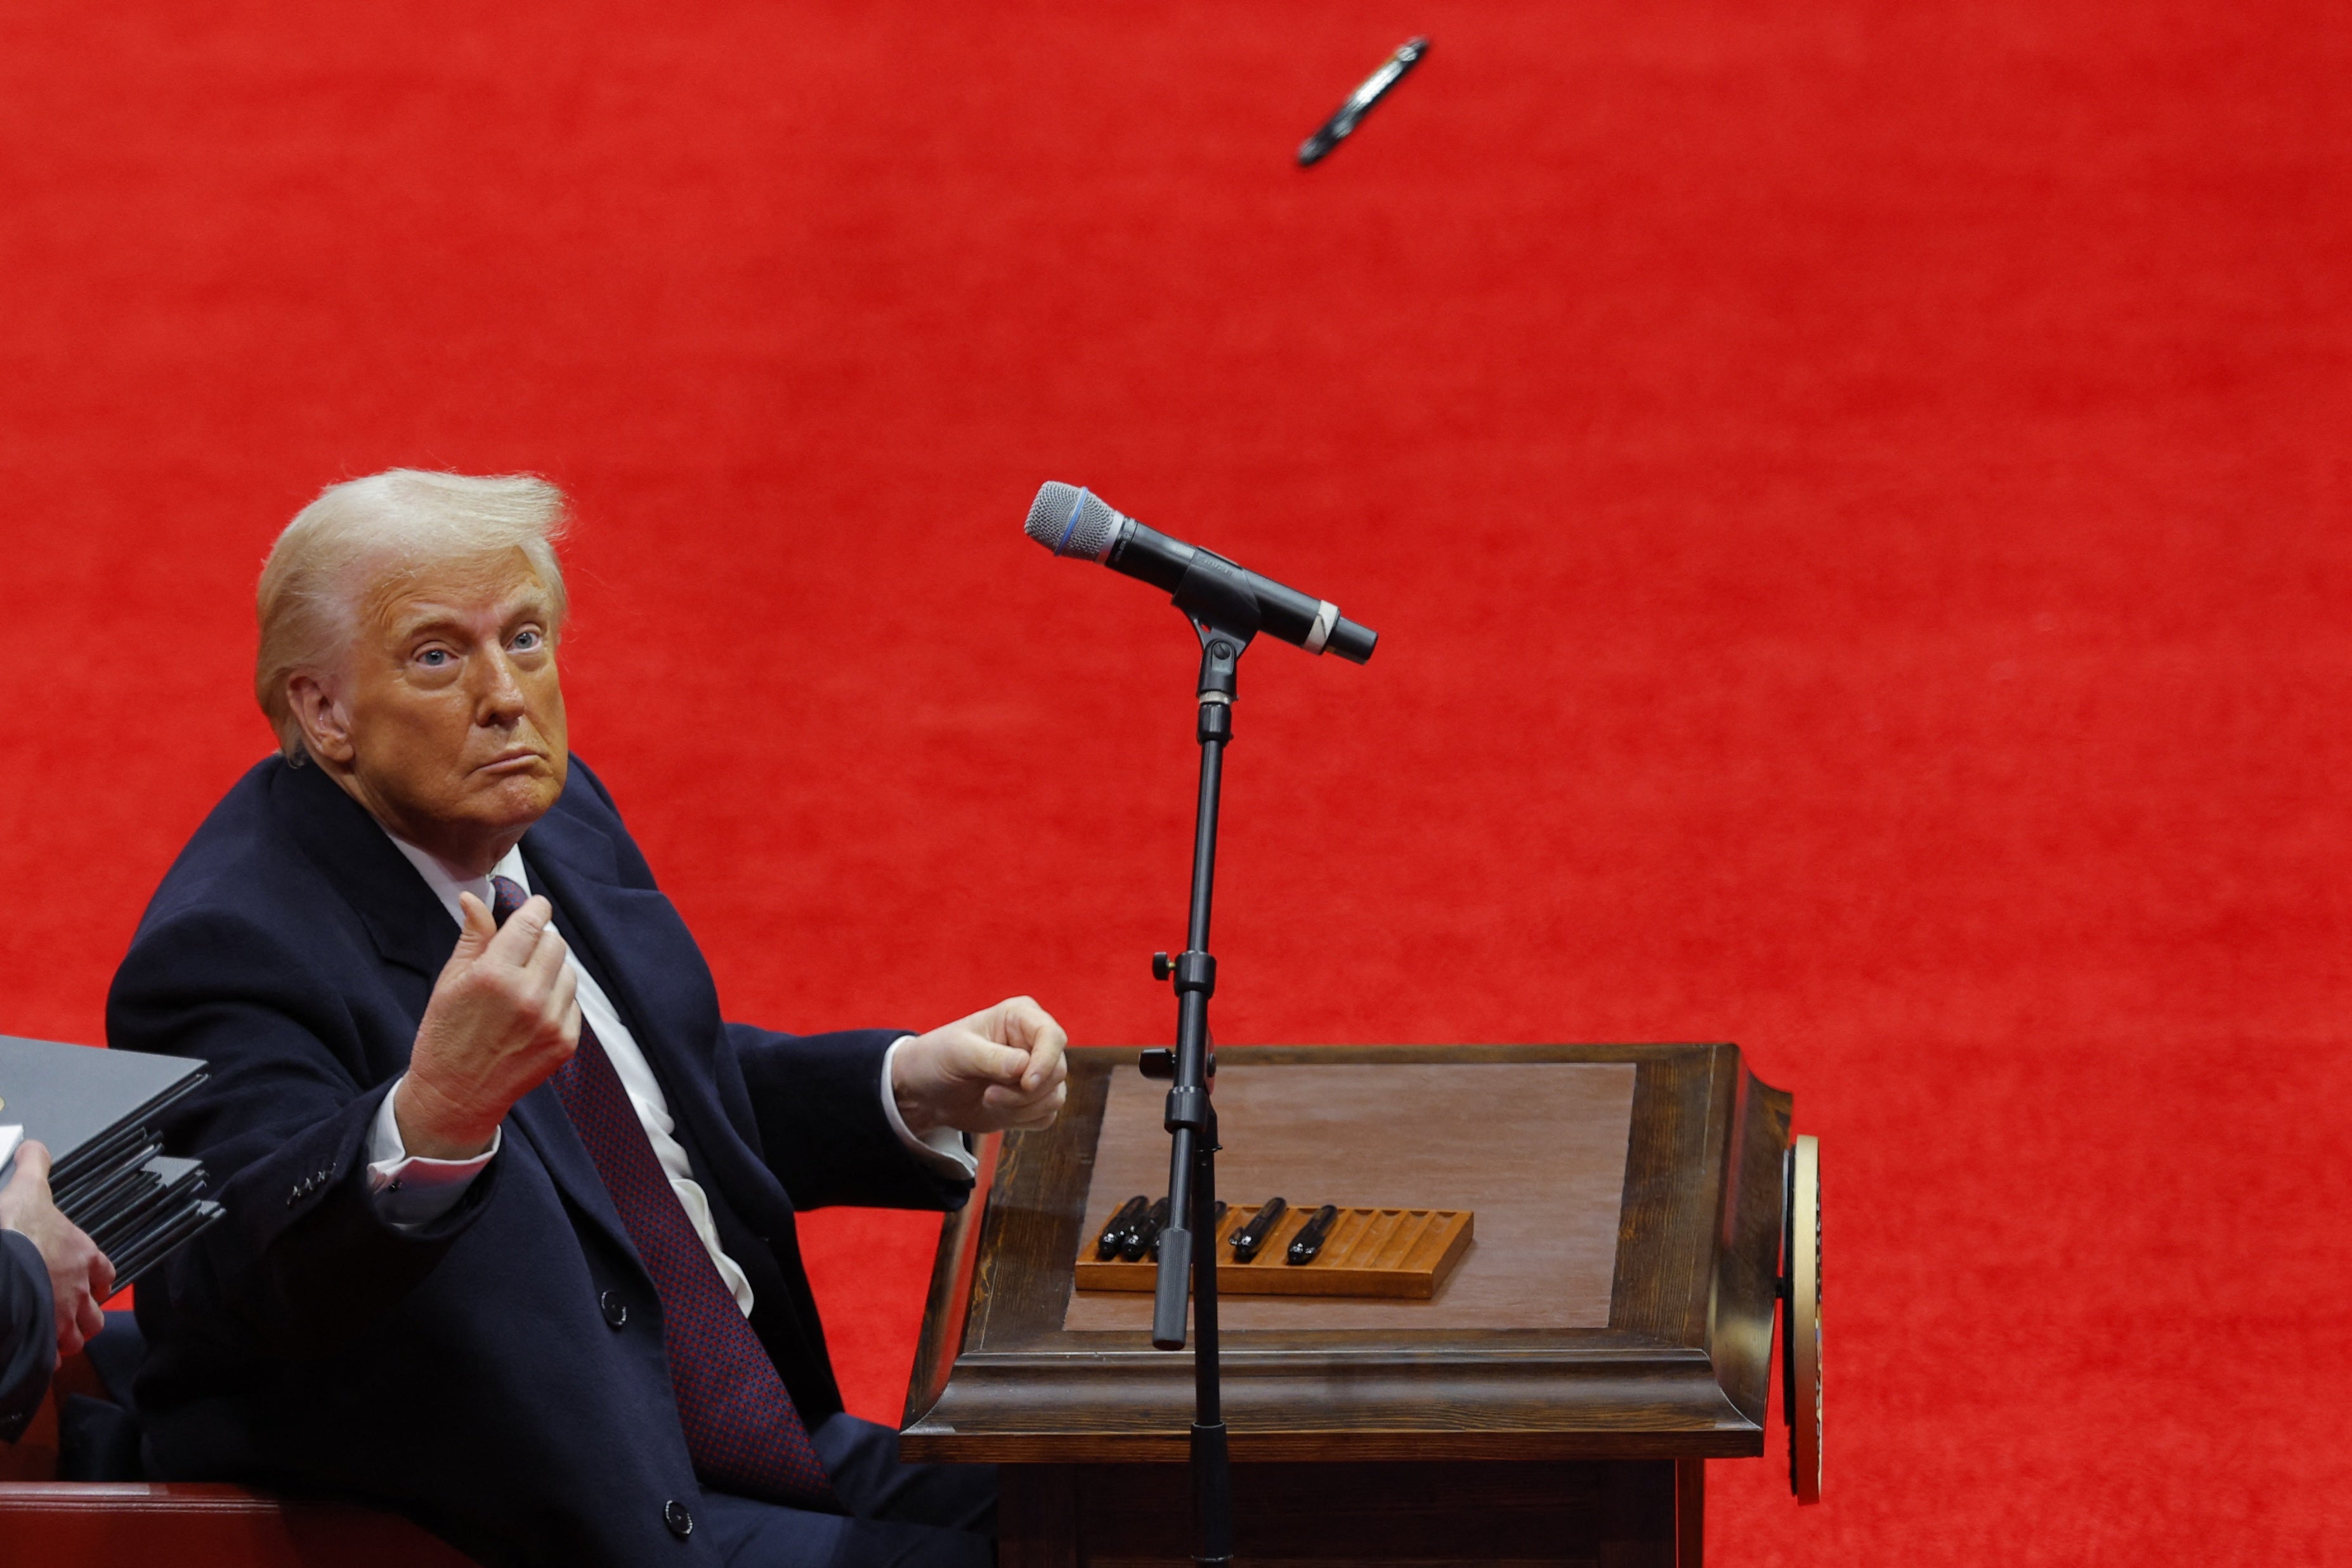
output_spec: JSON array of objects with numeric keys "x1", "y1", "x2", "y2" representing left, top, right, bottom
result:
[
  {"x1": 450, "y1": 891, "x2": 499, "y2": 965},
  {"x1": 6, "y1": 1139, "x2": 51, "y2": 1191}
]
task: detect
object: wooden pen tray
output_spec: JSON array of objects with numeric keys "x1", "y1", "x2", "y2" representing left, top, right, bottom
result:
[{"x1": 1074, "y1": 1203, "x2": 1474, "y2": 1300}]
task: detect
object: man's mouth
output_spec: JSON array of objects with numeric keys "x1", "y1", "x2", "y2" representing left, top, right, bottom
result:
[{"x1": 477, "y1": 748, "x2": 547, "y2": 776}]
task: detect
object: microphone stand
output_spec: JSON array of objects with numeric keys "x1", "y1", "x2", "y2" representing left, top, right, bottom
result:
[{"x1": 1143, "y1": 569, "x2": 1261, "y2": 1568}]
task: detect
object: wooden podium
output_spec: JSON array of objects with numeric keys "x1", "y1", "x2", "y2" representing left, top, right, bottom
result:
[{"x1": 901, "y1": 1045, "x2": 1793, "y2": 1568}]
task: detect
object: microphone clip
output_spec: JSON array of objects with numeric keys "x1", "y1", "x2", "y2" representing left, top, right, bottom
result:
[{"x1": 1178, "y1": 549, "x2": 1262, "y2": 706}]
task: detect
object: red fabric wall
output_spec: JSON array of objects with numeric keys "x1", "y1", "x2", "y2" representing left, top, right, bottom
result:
[{"x1": 2, "y1": 2, "x2": 2345, "y2": 1560}]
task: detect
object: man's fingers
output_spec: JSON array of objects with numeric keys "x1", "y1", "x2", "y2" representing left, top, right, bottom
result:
[
  {"x1": 1020, "y1": 1025, "x2": 1067, "y2": 1093},
  {"x1": 922, "y1": 1026, "x2": 1024, "y2": 1085},
  {"x1": 963, "y1": 1037, "x2": 1035, "y2": 1085},
  {"x1": 75, "y1": 1291, "x2": 106, "y2": 1345},
  {"x1": 990, "y1": 1082, "x2": 1069, "y2": 1132},
  {"x1": 988, "y1": 996, "x2": 1052, "y2": 1045},
  {"x1": 484, "y1": 894, "x2": 554, "y2": 967},
  {"x1": 89, "y1": 1246, "x2": 116, "y2": 1303},
  {"x1": 983, "y1": 1078, "x2": 1068, "y2": 1112},
  {"x1": 551, "y1": 969, "x2": 582, "y2": 1052},
  {"x1": 519, "y1": 917, "x2": 572, "y2": 994},
  {"x1": 6, "y1": 1139, "x2": 51, "y2": 1190},
  {"x1": 988, "y1": 998, "x2": 1068, "y2": 1091}
]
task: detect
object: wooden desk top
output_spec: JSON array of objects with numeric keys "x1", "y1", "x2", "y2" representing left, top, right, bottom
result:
[
  {"x1": 901, "y1": 1044, "x2": 1789, "y2": 1465},
  {"x1": 1066, "y1": 1059, "x2": 1633, "y2": 1332}
]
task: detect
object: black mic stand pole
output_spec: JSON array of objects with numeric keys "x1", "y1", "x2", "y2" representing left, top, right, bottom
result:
[{"x1": 1143, "y1": 583, "x2": 1259, "y2": 1568}]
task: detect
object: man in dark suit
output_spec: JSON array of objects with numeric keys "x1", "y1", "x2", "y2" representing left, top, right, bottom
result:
[
  {"x1": 1, "y1": 1139, "x2": 115, "y2": 1443},
  {"x1": 108, "y1": 469, "x2": 1068, "y2": 1567}
]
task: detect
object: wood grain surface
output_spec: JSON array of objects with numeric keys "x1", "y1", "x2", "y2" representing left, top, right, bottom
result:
[{"x1": 1064, "y1": 1062, "x2": 1633, "y2": 1330}]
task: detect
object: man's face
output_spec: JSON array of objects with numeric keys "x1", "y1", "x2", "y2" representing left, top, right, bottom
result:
[{"x1": 319, "y1": 548, "x2": 569, "y2": 869}]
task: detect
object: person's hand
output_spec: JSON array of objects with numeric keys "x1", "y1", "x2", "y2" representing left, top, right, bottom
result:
[
  {"x1": 0, "y1": 1140, "x2": 113, "y2": 1357},
  {"x1": 891, "y1": 997, "x2": 1069, "y2": 1137},
  {"x1": 395, "y1": 891, "x2": 580, "y2": 1161}
]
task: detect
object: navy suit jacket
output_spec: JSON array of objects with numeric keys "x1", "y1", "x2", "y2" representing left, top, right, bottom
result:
[
  {"x1": 0, "y1": 1229, "x2": 55, "y2": 1443},
  {"x1": 107, "y1": 755, "x2": 969, "y2": 1567}
]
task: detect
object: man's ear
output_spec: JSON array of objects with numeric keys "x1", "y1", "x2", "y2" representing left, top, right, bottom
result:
[{"x1": 287, "y1": 672, "x2": 356, "y2": 766}]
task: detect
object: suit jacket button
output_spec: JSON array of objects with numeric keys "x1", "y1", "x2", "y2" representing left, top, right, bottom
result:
[
  {"x1": 599, "y1": 1290, "x2": 628, "y2": 1330},
  {"x1": 663, "y1": 1499, "x2": 693, "y2": 1538}
]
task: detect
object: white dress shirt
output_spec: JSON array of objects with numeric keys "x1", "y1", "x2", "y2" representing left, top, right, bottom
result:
[{"x1": 365, "y1": 837, "x2": 973, "y2": 1317}]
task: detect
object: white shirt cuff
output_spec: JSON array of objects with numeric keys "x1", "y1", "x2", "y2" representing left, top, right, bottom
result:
[
  {"x1": 367, "y1": 1078, "x2": 500, "y2": 1229},
  {"x1": 880, "y1": 1036, "x2": 978, "y2": 1179}
]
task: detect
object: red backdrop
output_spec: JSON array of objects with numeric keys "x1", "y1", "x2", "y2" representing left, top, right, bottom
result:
[{"x1": 3, "y1": 1, "x2": 2346, "y2": 1561}]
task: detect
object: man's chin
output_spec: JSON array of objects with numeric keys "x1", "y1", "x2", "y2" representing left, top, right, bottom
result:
[{"x1": 466, "y1": 769, "x2": 563, "y2": 830}]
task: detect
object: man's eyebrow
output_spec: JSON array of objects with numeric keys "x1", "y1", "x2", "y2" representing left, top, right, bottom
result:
[
  {"x1": 384, "y1": 593, "x2": 553, "y2": 641},
  {"x1": 386, "y1": 603, "x2": 468, "y2": 641}
]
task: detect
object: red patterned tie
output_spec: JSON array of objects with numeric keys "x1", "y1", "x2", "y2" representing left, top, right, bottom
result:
[{"x1": 492, "y1": 876, "x2": 833, "y2": 1506}]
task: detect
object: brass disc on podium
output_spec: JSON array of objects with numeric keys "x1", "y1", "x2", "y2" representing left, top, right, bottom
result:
[{"x1": 1781, "y1": 1134, "x2": 1822, "y2": 1505}]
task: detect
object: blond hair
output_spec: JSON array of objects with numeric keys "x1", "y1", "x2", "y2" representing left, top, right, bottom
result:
[{"x1": 254, "y1": 469, "x2": 571, "y2": 759}]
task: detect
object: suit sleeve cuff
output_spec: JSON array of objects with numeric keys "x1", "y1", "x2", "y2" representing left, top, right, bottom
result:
[
  {"x1": 880, "y1": 1037, "x2": 978, "y2": 1178},
  {"x1": 365, "y1": 1078, "x2": 500, "y2": 1229}
]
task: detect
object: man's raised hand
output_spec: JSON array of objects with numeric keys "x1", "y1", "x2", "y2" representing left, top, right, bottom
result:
[
  {"x1": 0, "y1": 1140, "x2": 114, "y2": 1357},
  {"x1": 395, "y1": 891, "x2": 580, "y2": 1161},
  {"x1": 892, "y1": 996, "x2": 1070, "y2": 1137}
]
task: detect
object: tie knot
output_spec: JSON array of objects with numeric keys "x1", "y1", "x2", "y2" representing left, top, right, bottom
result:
[{"x1": 489, "y1": 875, "x2": 530, "y2": 927}]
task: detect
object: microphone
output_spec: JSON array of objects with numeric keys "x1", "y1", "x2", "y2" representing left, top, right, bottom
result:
[
  {"x1": 1297, "y1": 38, "x2": 1429, "y2": 167},
  {"x1": 1023, "y1": 483, "x2": 1378, "y2": 663}
]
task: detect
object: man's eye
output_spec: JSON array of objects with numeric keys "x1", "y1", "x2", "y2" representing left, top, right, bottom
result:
[
  {"x1": 418, "y1": 649, "x2": 450, "y2": 667},
  {"x1": 512, "y1": 629, "x2": 542, "y2": 651}
]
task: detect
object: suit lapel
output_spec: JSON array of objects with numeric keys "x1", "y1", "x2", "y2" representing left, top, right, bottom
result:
[
  {"x1": 504, "y1": 1083, "x2": 640, "y2": 1270},
  {"x1": 519, "y1": 806, "x2": 784, "y2": 1240},
  {"x1": 271, "y1": 758, "x2": 457, "y2": 982},
  {"x1": 520, "y1": 839, "x2": 752, "y2": 1197}
]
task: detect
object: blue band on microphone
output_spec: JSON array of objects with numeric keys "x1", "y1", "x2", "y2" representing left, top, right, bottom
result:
[{"x1": 1055, "y1": 489, "x2": 1090, "y2": 556}]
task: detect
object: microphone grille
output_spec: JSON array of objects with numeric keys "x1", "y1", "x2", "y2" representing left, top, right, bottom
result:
[{"x1": 1025, "y1": 481, "x2": 1123, "y2": 563}]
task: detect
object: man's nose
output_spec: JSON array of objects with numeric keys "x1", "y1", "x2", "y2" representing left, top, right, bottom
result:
[{"x1": 471, "y1": 648, "x2": 530, "y2": 722}]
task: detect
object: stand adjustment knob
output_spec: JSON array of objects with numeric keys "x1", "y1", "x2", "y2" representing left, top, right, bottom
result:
[
  {"x1": 1153, "y1": 951, "x2": 1173, "y2": 981},
  {"x1": 1139, "y1": 1047, "x2": 1214, "y2": 1080}
]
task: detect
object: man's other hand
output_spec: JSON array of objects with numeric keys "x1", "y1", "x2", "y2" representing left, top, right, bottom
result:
[
  {"x1": 0, "y1": 1140, "x2": 114, "y2": 1357},
  {"x1": 893, "y1": 997, "x2": 1070, "y2": 1137},
  {"x1": 396, "y1": 891, "x2": 581, "y2": 1161}
]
